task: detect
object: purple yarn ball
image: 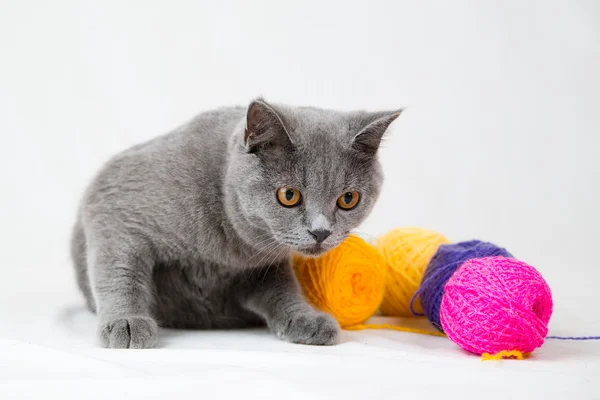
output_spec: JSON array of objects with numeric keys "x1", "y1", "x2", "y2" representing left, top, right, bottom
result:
[{"x1": 410, "y1": 240, "x2": 513, "y2": 332}]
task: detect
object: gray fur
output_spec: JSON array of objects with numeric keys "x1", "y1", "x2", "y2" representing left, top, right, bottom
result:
[{"x1": 71, "y1": 99, "x2": 402, "y2": 348}]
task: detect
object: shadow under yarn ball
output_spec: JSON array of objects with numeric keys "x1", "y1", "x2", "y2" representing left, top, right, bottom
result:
[{"x1": 412, "y1": 240, "x2": 513, "y2": 332}]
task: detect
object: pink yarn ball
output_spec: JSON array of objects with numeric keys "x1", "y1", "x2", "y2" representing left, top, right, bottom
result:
[{"x1": 440, "y1": 256, "x2": 553, "y2": 355}]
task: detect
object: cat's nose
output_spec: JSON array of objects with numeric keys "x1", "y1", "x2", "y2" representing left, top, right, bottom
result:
[{"x1": 308, "y1": 229, "x2": 331, "y2": 244}]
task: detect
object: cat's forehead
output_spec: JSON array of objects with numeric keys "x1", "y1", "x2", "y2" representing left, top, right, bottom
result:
[
  {"x1": 281, "y1": 106, "x2": 353, "y2": 148},
  {"x1": 287, "y1": 116, "x2": 369, "y2": 189}
]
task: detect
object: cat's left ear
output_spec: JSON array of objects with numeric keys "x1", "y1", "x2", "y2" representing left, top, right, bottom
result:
[
  {"x1": 244, "y1": 99, "x2": 294, "y2": 154},
  {"x1": 350, "y1": 109, "x2": 404, "y2": 156}
]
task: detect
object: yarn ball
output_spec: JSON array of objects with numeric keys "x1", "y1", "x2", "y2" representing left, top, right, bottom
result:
[
  {"x1": 293, "y1": 235, "x2": 386, "y2": 328},
  {"x1": 413, "y1": 240, "x2": 513, "y2": 331},
  {"x1": 440, "y1": 256, "x2": 553, "y2": 355},
  {"x1": 377, "y1": 227, "x2": 450, "y2": 317}
]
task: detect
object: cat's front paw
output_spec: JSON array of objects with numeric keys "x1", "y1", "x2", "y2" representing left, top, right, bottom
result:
[
  {"x1": 99, "y1": 315, "x2": 158, "y2": 349},
  {"x1": 271, "y1": 311, "x2": 339, "y2": 346}
]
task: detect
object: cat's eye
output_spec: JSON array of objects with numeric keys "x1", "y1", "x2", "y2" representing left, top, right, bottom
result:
[
  {"x1": 277, "y1": 187, "x2": 302, "y2": 207},
  {"x1": 337, "y1": 191, "x2": 360, "y2": 210}
]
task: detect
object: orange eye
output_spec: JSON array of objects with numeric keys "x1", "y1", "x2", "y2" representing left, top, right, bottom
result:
[
  {"x1": 277, "y1": 187, "x2": 302, "y2": 207},
  {"x1": 337, "y1": 191, "x2": 360, "y2": 210}
]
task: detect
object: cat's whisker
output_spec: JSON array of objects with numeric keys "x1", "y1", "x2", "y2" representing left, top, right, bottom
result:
[
  {"x1": 261, "y1": 243, "x2": 287, "y2": 284},
  {"x1": 253, "y1": 243, "x2": 282, "y2": 282},
  {"x1": 246, "y1": 240, "x2": 282, "y2": 279},
  {"x1": 250, "y1": 243, "x2": 280, "y2": 263},
  {"x1": 249, "y1": 238, "x2": 280, "y2": 257},
  {"x1": 249, "y1": 240, "x2": 284, "y2": 271},
  {"x1": 230, "y1": 231, "x2": 275, "y2": 258},
  {"x1": 252, "y1": 235, "x2": 277, "y2": 249},
  {"x1": 230, "y1": 233, "x2": 272, "y2": 256},
  {"x1": 243, "y1": 238, "x2": 277, "y2": 274}
]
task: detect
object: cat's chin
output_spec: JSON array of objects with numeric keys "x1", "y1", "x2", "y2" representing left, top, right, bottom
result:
[{"x1": 296, "y1": 245, "x2": 332, "y2": 258}]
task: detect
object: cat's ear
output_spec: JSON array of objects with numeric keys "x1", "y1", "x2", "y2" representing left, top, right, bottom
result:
[
  {"x1": 350, "y1": 109, "x2": 404, "y2": 156},
  {"x1": 244, "y1": 99, "x2": 293, "y2": 153}
]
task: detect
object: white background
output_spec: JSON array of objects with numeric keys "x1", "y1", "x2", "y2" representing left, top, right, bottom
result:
[{"x1": 1, "y1": 1, "x2": 599, "y2": 398}]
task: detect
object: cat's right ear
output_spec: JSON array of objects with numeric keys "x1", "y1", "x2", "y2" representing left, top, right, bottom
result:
[{"x1": 244, "y1": 99, "x2": 294, "y2": 153}]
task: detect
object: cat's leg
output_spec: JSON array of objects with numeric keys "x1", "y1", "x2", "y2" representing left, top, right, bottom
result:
[
  {"x1": 238, "y1": 262, "x2": 339, "y2": 345},
  {"x1": 87, "y1": 234, "x2": 158, "y2": 349}
]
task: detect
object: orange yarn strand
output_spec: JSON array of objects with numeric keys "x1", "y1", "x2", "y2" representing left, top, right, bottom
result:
[
  {"x1": 345, "y1": 323, "x2": 446, "y2": 337},
  {"x1": 481, "y1": 350, "x2": 530, "y2": 361}
]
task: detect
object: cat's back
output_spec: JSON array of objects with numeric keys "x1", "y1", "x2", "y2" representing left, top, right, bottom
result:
[
  {"x1": 82, "y1": 106, "x2": 245, "y2": 205},
  {"x1": 113, "y1": 105, "x2": 245, "y2": 167},
  {"x1": 78, "y1": 106, "x2": 246, "y2": 255}
]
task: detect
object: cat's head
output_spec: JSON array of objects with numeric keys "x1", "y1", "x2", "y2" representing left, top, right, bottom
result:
[{"x1": 227, "y1": 98, "x2": 402, "y2": 258}]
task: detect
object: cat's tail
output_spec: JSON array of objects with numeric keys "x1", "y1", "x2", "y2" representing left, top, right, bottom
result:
[{"x1": 70, "y1": 216, "x2": 96, "y2": 313}]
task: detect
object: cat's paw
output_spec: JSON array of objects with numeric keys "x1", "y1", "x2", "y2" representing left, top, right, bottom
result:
[
  {"x1": 271, "y1": 311, "x2": 339, "y2": 346},
  {"x1": 99, "y1": 316, "x2": 158, "y2": 349}
]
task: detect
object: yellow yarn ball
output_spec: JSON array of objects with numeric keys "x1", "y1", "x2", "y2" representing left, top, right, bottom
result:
[
  {"x1": 293, "y1": 235, "x2": 386, "y2": 328},
  {"x1": 378, "y1": 227, "x2": 450, "y2": 317}
]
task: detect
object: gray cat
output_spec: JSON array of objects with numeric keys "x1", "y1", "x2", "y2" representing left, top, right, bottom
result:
[{"x1": 70, "y1": 99, "x2": 402, "y2": 348}]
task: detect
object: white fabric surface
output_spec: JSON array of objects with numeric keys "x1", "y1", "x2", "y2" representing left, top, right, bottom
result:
[{"x1": 2, "y1": 288, "x2": 599, "y2": 400}]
